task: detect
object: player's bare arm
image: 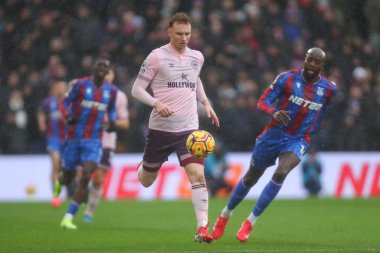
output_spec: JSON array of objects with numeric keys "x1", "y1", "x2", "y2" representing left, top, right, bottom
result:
[
  {"x1": 273, "y1": 110, "x2": 290, "y2": 126},
  {"x1": 153, "y1": 100, "x2": 174, "y2": 117},
  {"x1": 37, "y1": 110, "x2": 47, "y2": 133},
  {"x1": 202, "y1": 100, "x2": 220, "y2": 127}
]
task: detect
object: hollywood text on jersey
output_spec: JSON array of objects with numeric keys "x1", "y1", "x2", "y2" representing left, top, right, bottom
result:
[{"x1": 167, "y1": 81, "x2": 196, "y2": 88}]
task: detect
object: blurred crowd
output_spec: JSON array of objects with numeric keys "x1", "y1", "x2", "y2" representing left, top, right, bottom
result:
[{"x1": 1, "y1": 0, "x2": 380, "y2": 154}]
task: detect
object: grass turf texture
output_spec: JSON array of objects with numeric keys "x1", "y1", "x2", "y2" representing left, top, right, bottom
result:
[{"x1": 0, "y1": 198, "x2": 378, "y2": 253}]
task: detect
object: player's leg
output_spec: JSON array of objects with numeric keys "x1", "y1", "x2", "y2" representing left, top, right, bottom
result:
[
  {"x1": 237, "y1": 140, "x2": 307, "y2": 242},
  {"x1": 212, "y1": 165, "x2": 266, "y2": 239},
  {"x1": 137, "y1": 162, "x2": 159, "y2": 187},
  {"x1": 237, "y1": 152, "x2": 300, "y2": 242},
  {"x1": 176, "y1": 130, "x2": 213, "y2": 243},
  {"x1": 213, "y1": 130, "x2": 279, "y2": 240},
  {"x1": 137, "y1": 129, "x2": 171, "y2": 187},
  {"x1": 84, "y1": 148, "x2": 113, "y2": 223},
  {"x1": 61, "y1": 161, "x2": 97, "y2": 229},
  {"x1": 60, "y1": 140, "x2": 101, "y2": 230},
  {"x1": 83, "y1": 167, "x2": 104, "y2": 223},
  {"x1": 50, "y1": 151, "x2": 62, "y2": 207},
  {"x1": 184, "y1": 162, "x2": 213, "y2": 243}
]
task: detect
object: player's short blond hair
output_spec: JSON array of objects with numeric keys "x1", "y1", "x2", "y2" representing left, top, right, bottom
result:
[{"x1": 169, "y1": 12, "x2": 191, "y2": 27}]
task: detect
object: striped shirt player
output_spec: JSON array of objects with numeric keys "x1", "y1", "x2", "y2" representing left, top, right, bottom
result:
[
  {"x1": 57, "y1": 58, "x2": 118, "y2": 230},
  {"x1": 60, "y1": 76, "x2": 117, "y2": 169},
  {"x1": 83, "y1": 88, "x2": 129, "y2": 223},
  {"x1": 213, "y1": 47, "x2": 336, "y2": 243},
  {"x1": 37, "y1": 79, "x2": 67, "y2": 207},
  {"x1": 40, "y1": 96, "x2": 66, "y2": 153},
  {"x1": 256, "y1": 67, "x2": 336, "y2": 162}
]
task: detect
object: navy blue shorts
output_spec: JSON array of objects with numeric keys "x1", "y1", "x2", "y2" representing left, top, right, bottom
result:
[
  {"x1": 47, "y1": 136, "x2": 64, "y2": 153},
  {"x1": 251, "y1": 127, "x2": 309, "y2": 169},
  {"x1": 61, "y1": 139, "x2": 102, "y2": 170}
]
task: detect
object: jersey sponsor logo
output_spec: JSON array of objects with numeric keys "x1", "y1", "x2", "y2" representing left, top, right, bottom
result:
[
  {"x1": 288, "y1": 95, "x2": 322, "y2": 110},
  {"x1": 167, "y1": 81, "x2": 196, "y2": 89},
  {"x1": 181, "y1": 72, "x2": 189, "y2": 81},
  {"x1": 191, "y1": 60, "x2": 199, "y2": 70},
  {"x1": 317, "y1": 87, "x2": 324, "y2": 96},
  {"x1": 103, "y1": 90, "x2": 110, "y2": 99},
  {"x1": 81, "y1": 100, "x2": 108, "y2": 111}
]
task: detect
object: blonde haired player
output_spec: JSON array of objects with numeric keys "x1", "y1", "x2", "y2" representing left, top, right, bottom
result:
[{"x1": 131, "y1": 12, "x2": 219, "y2": 243}]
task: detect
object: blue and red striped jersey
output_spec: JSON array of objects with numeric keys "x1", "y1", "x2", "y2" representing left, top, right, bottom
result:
[
  {"x1": 41, "y1": 96, "x2": 66, "y2": 140},
  {"x1": 258, "y1": 68, "x2": 336, "y2": 143},
  {"x1": 60, "y1": 77, "x2": 117, "y2": 140}
]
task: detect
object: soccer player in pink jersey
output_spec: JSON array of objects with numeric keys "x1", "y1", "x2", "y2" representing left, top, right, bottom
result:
[
  {"x1": 83, "y1": 69, "x2": 129, "y2": 223},
  {"x1": 131, "y1": 12, "x2": 220, "y2": 243}
]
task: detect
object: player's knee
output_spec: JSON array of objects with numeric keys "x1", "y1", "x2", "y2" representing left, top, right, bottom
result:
[
  {"x1": 80, "y1": 170, "x2": 92, "y2": 187},
  {"x1": 138, "y1": 169, "x2": 157, "y2": 187},
  {"x1": 61, "y1": 170, "x2": 76, "y2": 185},
  {"x1": 272, "y1": 169, "x2": 289, "y2": 183},
  {"x1": 243, "y1": 166, "x2": 263, "y2": 187},
  {"x1": 138, "y1": 175, "x2": 155, "y2": 187}
]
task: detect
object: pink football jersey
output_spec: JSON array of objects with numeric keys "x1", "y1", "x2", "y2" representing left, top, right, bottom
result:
[
  {"x1": 132, "y1": 43, "x2": 208, "y2": 132},
  {"x1": 102, "y1": 90, "x2": 129, "y2": 149}
]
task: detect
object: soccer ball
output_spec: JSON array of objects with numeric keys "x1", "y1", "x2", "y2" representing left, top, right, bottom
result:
[{"x1": 186, "y1": 130, "x2": 215, "y2": 158}]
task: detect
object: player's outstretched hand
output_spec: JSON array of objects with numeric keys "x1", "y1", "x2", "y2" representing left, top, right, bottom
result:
[
  {"x1": 105, "y1": 121, "x2": 116, "y2": 132},
  {"x1": 273, "y1": 110, "x2": 290, "y2": 126}
]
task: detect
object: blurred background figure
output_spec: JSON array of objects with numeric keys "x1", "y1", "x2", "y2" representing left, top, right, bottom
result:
[
  {"x1": 83, "y1": 69, "x2": 130, "y2": 223},
  {"x1": 301, "y1": 149, "x2": 322, "y2": 197},
  {"x1": 204, "y1": 139, "x2": 232, "y2": 197},
  {"x1": 37, "y1": 80, "x2": 67, "y2": 207}
]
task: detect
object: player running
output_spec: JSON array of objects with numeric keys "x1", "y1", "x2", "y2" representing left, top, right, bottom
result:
[
  {"x1": 83, "y1": 69, "x2": 129, "y2": 223},
  {"x1": 37, "y1": 80, "x2": 67, "y2": 207},
  {"x1": 55, "y1": 58, "x2": 117, "y2": 230},
  {"x1": 212, "y1": 47, "x2": 336, "y2": 242},
  {"x1": 131, "y1": 12, "x2": 219, "y2": 243}
]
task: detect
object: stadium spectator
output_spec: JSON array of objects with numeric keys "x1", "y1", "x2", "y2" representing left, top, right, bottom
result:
[
  {"x1": 131, "y1": 12, "x2": 219, "y2": 243},
  {"x1": 204, "y1": 140, "x2": 232, "y2": 197},
  {"x1": 301, "y1": 149, "x2": 322, "y2": 197},
  {"x1": 212, "y1": 48, "x2": 336, "y2": 242}
]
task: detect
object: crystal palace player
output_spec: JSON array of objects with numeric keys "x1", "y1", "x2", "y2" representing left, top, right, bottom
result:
[
  {"x1": 83, "y1": 69, "x2": 129, "y2": 223},
  {"x1": 212, "y1": 47, "x2": 336, "y2": 242},
  {"x1": 55, "y1": 58, "x2": 117, "y2": 230},
  {"x1": 37, "y1": 80, "x2": 67, "y2": 207}
]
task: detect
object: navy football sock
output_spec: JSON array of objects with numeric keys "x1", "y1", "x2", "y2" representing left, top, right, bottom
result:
[
  {"x1": 67, "y1": 200, "x2": 80, "y2": 215},
  {"x1": 227, "y1": 179, "x2": 251, "y2": 210},
  {"x1": 253, "y1": 180, "x2": 282, "y2": 217}
]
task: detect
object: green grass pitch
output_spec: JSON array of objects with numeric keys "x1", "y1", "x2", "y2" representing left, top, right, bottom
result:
[{"x1": 0, "y1": 198, "x2": 378, "y2": 253}]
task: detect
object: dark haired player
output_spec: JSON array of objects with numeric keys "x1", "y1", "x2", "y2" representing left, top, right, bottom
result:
[
  {"x1": 212, "y1": 48, "x2": 336, "y2": 242},
  {"x1": 55, "y1": 58, "x2": 117, "y2": 230}
]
